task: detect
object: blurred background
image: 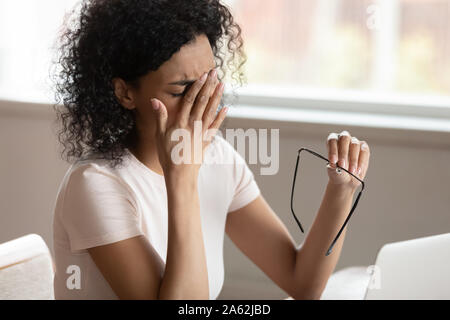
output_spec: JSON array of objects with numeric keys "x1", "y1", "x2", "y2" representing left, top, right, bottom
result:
[
  {"x1": 1, "y1": 0, "x2": 450, "y2": 99},
  {"x1": 0, "y1": 0, "x2": 449, "y2": 299},
  {"x1": 231, "y1": 0, "x2": 450, "y2": 97}
]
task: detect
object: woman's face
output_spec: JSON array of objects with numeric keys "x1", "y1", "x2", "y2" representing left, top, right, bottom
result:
[{"x1": 117, "y1": 34, "x2": 218, "y2": 138}]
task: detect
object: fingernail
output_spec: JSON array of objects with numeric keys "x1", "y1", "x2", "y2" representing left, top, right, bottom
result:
[
  {"x1": 351, "y1": 137, "x2": 359, "y2": 144},
  {"x1": 219, "y1": 82, "x2": 225, "y2": 93},
  {"x1": 327, "y1": 133, "x2": 339, "y2": 142},
  {"x1": 151, "y1": 99, "x2": 159, "y2": 110},
  {"x1": 361, "y1": 143, "x2": 368, "y2": 151},
  {"x1": 223, "y1": 106, "x2": 228, "y2": 114},
  {"x1": 200, "y1": 73, "x2": 208, "y2": 82}
]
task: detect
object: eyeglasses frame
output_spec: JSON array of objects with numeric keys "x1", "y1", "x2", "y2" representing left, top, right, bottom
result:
[{"x1": 290, "y1": 148, "x2": 365, "y2": 256}]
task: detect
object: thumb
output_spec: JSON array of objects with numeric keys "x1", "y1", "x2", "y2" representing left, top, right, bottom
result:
[{"x1": 151, "y1": 98, "x2": 168, "y2": 135}]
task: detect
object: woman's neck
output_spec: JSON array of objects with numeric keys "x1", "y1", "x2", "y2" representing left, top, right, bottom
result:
[{"x1": 128, "y1": 137, "x2": 164, "y2": 176}]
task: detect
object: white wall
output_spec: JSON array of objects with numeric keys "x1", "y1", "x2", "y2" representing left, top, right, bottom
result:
[
  {"x1": 0, "y1": 101, "x2": 69, "y2": 252},
  {"x1": 1, "y1": 100, "x2": 449, "y2": 299}
]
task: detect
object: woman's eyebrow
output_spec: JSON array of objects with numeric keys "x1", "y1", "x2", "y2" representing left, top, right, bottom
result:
[
  {"x1": 168, "y1": 79, "x2": 196, "y2": 86},
  {"x1": 168, "y1": 67, "x2": 216, "y2": 86}
]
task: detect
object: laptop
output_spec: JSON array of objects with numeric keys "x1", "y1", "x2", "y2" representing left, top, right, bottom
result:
[{"x1": 364, "y1": 232, "x2": 450, "y2": 299}]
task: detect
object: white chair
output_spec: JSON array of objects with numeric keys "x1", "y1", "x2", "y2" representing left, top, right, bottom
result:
[{"x1": 0, "y1": 234, "x2": 55, "y2": 299}]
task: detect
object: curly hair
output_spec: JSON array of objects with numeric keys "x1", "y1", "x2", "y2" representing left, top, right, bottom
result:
[{"x1": 52, "y1": 0, "x2": 246, "y2": 168}]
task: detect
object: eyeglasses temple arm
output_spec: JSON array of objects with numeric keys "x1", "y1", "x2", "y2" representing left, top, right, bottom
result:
[
  {"x1": 325, "y1": 190, "x2": 363, "y2": 256},
  {"x1": 290, "y1": 151, "x2": 304, "y2": 233}
]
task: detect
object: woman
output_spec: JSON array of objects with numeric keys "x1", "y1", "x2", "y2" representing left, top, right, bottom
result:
[{"x1": 52, "y1": 0, "x2": 370, "y2": 300}]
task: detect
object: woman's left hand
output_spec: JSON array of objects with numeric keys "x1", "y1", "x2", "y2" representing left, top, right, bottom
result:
[{"x1": 326, "y1": 130, "x2": 370, "y2": 191}]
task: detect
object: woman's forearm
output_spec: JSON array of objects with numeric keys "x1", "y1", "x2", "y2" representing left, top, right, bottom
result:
[
  {"x1": 158, "y1": 173, "x2": 209, "y2": 300},
  {"x1": 292, "y1": 182, "x2": 355, "y2": 299},
  {"x1": 148, "y1": 65, "x2": 225, "y2": 300}
]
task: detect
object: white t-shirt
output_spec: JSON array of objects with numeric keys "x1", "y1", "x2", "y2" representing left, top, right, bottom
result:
[{"x1": 52, "y1": 135, "x2": 260, "y2": 300}]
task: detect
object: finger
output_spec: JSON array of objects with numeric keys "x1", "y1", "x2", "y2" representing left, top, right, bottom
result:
[
  {"x1": 178, "y1": 72, "x2": 208, "y2": 125},
  {"x1": 327, "y1": 132, "x2": 339, "y2": 168},
  {"x1": 151, "y1": 98, "x2": 168, "y2": 135},
  {"x1": 208, "y1": 106, "x2": 228, "y2": 131},
  {"x1": 357, "y1": 141, "x2": 370, "y2": 178},
  {"x1": 203, "y1": 82, "x2": 224, "y2": 129},
  {"x1": 191, "y1": 68, "x2": 218, "y2": 121},
  {"x1": 348, "y1": 137, "x2": 361, "y2": 175},
  {"x1": 337, "y1": 130, "x2": 351, "y2": 170}
]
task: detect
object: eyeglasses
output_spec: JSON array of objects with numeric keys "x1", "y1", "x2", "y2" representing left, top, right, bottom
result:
[{"x1": 290, "y1": 148, "x2": 365, "y2": 256}]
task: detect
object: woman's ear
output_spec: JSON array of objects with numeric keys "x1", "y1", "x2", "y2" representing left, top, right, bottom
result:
[{"x1": 112, "y1": 78, "x2": 136, "y2": 110}]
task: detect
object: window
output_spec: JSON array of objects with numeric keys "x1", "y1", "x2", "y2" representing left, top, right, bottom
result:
[
  {"x1": 1, "y1": 0, "x2": 449, "y2": 119},
  {"x1": 226, "y1": 0, "x2": 450, "y2": 112},
  {"x1": 0, "y1": 0, "x2": 78, "y2": 102}
]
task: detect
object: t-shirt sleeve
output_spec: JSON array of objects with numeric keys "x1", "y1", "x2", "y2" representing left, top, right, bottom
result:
[
  {"x1": 225, "y1": 140, "x2": 261, "y2": 213},
  {"x1": 61, "y1": 164, "x2": 144, "y2": 252}
]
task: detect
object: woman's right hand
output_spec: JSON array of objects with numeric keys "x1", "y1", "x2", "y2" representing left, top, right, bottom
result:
[{"x1": 150, "y1": 68, "x2": 227, "y2": 180}]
